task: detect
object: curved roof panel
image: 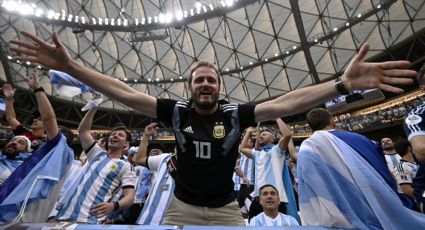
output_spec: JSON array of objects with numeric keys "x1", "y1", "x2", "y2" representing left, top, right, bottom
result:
[{"x1": 0, "y1": 0, "x2": 424, "y2": 111}]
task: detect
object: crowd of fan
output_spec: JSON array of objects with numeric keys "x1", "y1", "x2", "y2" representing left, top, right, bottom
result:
[{"x1": 1, "y1": 96, "x2": 423, "y2": 143}]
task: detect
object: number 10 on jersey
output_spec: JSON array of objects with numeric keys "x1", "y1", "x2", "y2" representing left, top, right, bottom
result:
[{"x1": 193, "y1": 141, "x2": 211, "y2": 159}]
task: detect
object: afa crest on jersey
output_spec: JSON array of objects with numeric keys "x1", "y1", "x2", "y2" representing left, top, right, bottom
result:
[
  {"x1": 213, "y1": 122, "x2": 225, "y2": 139},
  {"x1": 110, "y1": 162, "x2": 118, "y2": 171}
]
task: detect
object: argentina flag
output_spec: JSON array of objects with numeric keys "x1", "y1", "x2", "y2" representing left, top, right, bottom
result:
[
  {"x1": 49, "y1": 70, "x2": 96, "y2": 97},
  {"x1": 0, "y1": 134, "x2": 73, "y2": 223},
  {"x1": 297, "y1": 130, "x2": 425, "y2": 229}
]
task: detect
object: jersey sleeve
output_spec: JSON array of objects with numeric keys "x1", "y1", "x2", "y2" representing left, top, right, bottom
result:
[
  {"x1": 238, "y1": 103, "x2": 257, "y2": 130},
  {"x1": 147, "y1": 153, "x2": 168, "y2": 171},
  {"x1": 395, "y1": 163, "x2": 413, "y2": 185},
  {"x1": 156, "y1": 99, "x2": 177, "y2": 125},
  {"x1": 121, "y1": 162, "x2": 137, "y2": 189},
  {"x1": 273, "y1": 145, "x2": 286, "y2": 157},
  {"x1": 85, "y1": 143, "x2": 104, "y2": 162}
]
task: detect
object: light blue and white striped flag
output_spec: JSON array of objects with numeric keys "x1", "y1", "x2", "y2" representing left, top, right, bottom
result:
[
  {"x1": 297, "y1": 130, "x2": 425, "y2": 229},
  {"x1": 0, "y1": 134, "x2": 74, "y2": 223},
  {"x1": 49, "y1": 70, "x2": 95, "y2": 97}
]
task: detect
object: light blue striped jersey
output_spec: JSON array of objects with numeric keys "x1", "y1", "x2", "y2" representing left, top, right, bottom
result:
[
  {"x1": 233, "y1": 171, "x2": 241, "y2": 191},
  {"x1": 0, "y1": 153, "x2": 30, "y2": 186},
  {"x1": 137, "y1": 153, "x2": 174, "y2": 225},
  {"x1": 238, "y1": 152, "x2": 255, "y2": 184},
  {"x1": 385, "y1": 154, "x2": 401, "y2": 172},
  {"x1": 249, "y1": 212, "x2": 299, "y2": 226},
  {"x1": 55, "y1": 144, "x2": 136, "y2": 223},
  {"x1": 49, "y1": 159, "x2": 83, "y2": 218},
  {"x1": 0, "y1": 157, "x2": 23, "y2": 186},
  {"x1": 133, "y1": 166, "x2": 151, "y2": 203},
  {"x1": 395, "y1": 160, "x2": 418, "y2": 193},
  {"x1": 253, "y1": 145, "x2": 288, "y2": 202},
  {"x1": 233, "y1": 158, "x2": 241, "y2": 191}
]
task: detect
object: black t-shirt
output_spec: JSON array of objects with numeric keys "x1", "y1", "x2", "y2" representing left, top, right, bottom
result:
[{"x1": 157, "y1": 99, "x2": 256, "y2": 207}]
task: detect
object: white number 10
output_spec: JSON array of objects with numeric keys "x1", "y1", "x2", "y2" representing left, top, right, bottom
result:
[{"x1": 193, "y1": 141, "x2": 211, "y2": 159}]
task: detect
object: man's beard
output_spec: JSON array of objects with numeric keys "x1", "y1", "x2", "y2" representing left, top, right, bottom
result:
[
  {"x1": 382, "y1": 145, "x2": 394, "y2": 151},
  {"x1": 195, "y1": 100, "x2": 217, "y2": 110},
  {"x1": 2, "y1": 144, "x2": 18, "y2": 159},
  {"x1": 193, "y1": 93, "x2": 219, "y2": 111}
]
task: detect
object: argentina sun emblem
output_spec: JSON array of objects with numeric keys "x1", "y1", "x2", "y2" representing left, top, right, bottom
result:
[
  {"x1": 110, "y1": 162, "x2": 118, "y2": 171},
  {"x1": 213, "y1": 122, "x2": 225, "y2": 139}
]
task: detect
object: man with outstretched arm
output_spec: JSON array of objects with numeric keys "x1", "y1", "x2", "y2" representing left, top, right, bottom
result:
[{"x1": 9, "y1": 31, "x2": 416, "y2": 225}]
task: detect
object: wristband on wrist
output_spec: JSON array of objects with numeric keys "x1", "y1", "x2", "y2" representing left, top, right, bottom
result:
[
  {"x1": 5, "y1": 96, "x2": 14, "y2": 101},
  {"x1": 33, "y1": 86, "x2": 45, "y2": 93},
  {"x1": 113, "y1": 201, "x2": 120, "y2": 211},
  {"x1": 334, "y1": 77, "x2": 350, "y2": 95}
]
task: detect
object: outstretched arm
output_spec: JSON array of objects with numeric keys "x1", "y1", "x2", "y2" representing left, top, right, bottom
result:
[
  {"x1": 133, "y1": 122, "x2": 159, "y2": 166},
  {"x1": 1, "y1": 83, "x2": 21, "y2": 129},
  {"x1": 254, "y1": 43, "x2": 416, "y2": 122},
  {"x1": 10, "y1": 32, "x2": 157, "y2": 118},
  {"x1": 26, "y1": 69, "x2": 58, "y2": 140}
]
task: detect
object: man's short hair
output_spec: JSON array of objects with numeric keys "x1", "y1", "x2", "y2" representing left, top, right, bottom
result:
[
  {"x1": 306, "y1": 108, "x2": 333, "y2": 131},
  {"x1": 112, "y1": 126, "x2": 131, "y2": 143},
  {"x1": 188, "y1": 61, "x2": 221, "y2": 86},
  {"x1": 380, "y1": 137, "x2": 392, "y2": 144},
  {"x1": 417, "y1": 63, "x2": 425, "y2": 86},
  {"x1": 393, "y1": 139, "x2": 410, "y2": 157},
  {"x1": 259, "y1": 184, "x2": 279, "y2": 196}
]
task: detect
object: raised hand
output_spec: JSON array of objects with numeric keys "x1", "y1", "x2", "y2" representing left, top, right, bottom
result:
[
  {"x1": 10, "y1": 31, "x2": 72, "y2": 72},
  {"x1": 25, "y1": 68, "x2": 40, "y2": 90},
  {"x1": 246, "y1": 126, "x2": 256, "y2": 133},
  {"x1": 342, "y1": 43, "x2": 416, "y2": 93},
  {"x1": 144, "y1": 122, "x2": 159, "y2": 136}
]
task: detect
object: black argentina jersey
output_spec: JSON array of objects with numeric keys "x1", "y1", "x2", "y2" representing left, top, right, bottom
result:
[
  {"x1": 157, "y1": 99, "x2": 256, "y2": 207},
  {"x1": 403, "y1": 101, "x2": 425, "y2": 205}
]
